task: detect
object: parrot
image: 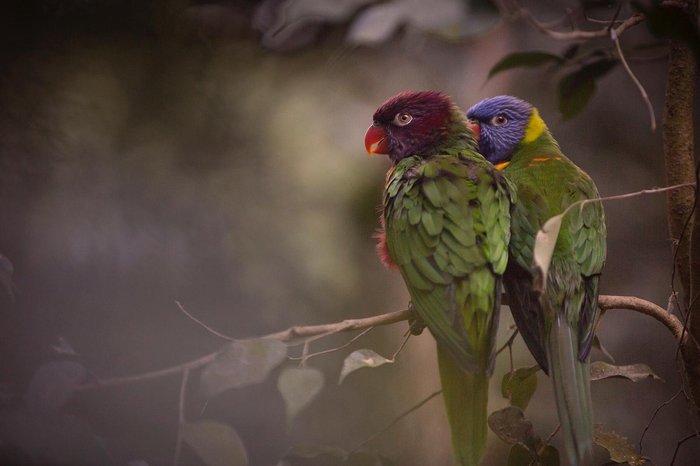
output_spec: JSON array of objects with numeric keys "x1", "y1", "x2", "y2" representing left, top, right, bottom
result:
[
  {"x1": 466, "y1": 95, "x2": 606, "y2": 466},
  {"x1": 364, "y1": 91, "x2": 513, "y2": 466}
]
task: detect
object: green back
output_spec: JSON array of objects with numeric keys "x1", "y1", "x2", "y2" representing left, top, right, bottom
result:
[
  {"x1": 383, "y1": 151, "x2": 513, "y2": 373},
  {"x1": 504, "y1": 130, "x2": 606, "y2": 369}
]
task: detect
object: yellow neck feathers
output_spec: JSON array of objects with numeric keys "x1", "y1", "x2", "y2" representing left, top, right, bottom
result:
[{"x1": 523, "y1": 108, "x2": 546, "y2": 143}]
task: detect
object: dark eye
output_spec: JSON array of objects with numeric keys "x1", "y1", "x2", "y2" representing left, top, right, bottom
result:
[
  {"x1": 491, "y1": 114, "x2": 507, "y2": 126},
  {"x1": 393, "y1": 113, "x2": 413, "y2": 126}
]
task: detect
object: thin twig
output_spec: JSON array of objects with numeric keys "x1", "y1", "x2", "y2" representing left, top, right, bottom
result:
[
  {"x1": 639, "y1": 387, "x2": 683, "y2": 453},
  {"x1": 352, "y1": 389, "x2": 443, "y2": 451},
  {"x1": 173, "y1": 368, "x2": 190, "y2": 466},
  {"x1": 544, "y1": 424, "x2": 561, "y2": 446},
  {"x1": 518, "y1": 8, "x2": 644, "y2": 41},
  {"x1": 390, "y1": 332, "x2": 412, "y2": 361},
  {"x1": 611, "y1": 28, "x2": 657, "y2": 131},
  {"x1": 288, "y1": 327, "x2": 375, "y2": 362},
  {"x1": 670, "y1": 432, "x2": 699, "y2": 465},
  {"x1": 264, "y1": 309, "x2": 414, "y2": 345},
  {"x1": 78, "y1": 292, "x2": 689, "y2": 392},
  {"x1": 496, "y1": 328, "x2": 519, "y2": 356},
  {"x1": 599, "y1": 295, "x2": 685, "y2": 342},
  {"x1": 175, "y1": 301, "x2": 234, "y2": 341}
]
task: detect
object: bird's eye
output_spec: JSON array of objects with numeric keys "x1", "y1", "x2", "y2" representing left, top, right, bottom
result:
[
  {"x1": 393, "y1": 113, "x2": 413, "y2": 126},
  {"x1": 491, "y1": 114, "x2": 508, "y2": 126}
]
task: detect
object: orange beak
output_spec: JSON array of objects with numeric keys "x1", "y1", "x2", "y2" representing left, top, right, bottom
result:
[
  {"x1": 364, "y1": 125, "x2": 389, "y2": 156},
  {"x1": 468, "y1": 121, "x2": 480, "y2": 141}
]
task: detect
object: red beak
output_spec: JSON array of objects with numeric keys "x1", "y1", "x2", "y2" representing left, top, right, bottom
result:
[
  {"x1": 364, "y1": 125, "x2": 389, "y2": 156},
  {"x1": 468, "y1": 121, "x2": 480, "y2": 141}
]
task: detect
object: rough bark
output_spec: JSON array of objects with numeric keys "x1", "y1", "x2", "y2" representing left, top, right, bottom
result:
[
  {"x1": 662, "y1": 1, "x2": 697, "y2": 306},
  {"x1": 662, "y1": 0, "x2": 700, "y2": 414}
]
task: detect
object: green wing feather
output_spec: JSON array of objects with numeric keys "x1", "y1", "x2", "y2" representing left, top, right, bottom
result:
[
  {"x1": 384, "y1": 153, "x2": 511, "y2": 373},
  {"x1": 383, "y1": 152, "x2": 513, "y2": 466},
  {"x1": 503, "y1": 135, "x2": 606, "y2": 466}
]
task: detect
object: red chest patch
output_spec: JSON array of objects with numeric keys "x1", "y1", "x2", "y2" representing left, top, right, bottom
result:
[{"x1": 375, "y1": 216, "x2": 398, "y2": 270}]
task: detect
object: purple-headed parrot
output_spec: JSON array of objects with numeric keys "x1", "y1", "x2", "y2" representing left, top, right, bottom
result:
[{"x1": 467, "y1": 96, "x2": 606, "y2": 466}]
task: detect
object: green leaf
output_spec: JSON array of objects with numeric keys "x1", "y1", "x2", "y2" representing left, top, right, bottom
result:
[
  {"x1": 634, "y1": 2, "x2": 700, "y2": 62},
  {"x1": 532, "y1": 212, "x2": 565, "y2": 294},
  {"x1": 278, "y1": 367, "x2": 325, "y2": 423},
  {"x1": 487, "y1": 406, "x2": 537, "y2": 450},
  {"x1": 501, "y1": 366, "x2": 540, "y2": 410},
  {"x1": 200, "y1": 339, "x2": 287, "y2": 397},
  {"x1": 590, "y1": 361, "x2": 662, "y2": 383},
  {"x1": 557, "y1": 60, "x2": 617, "y2": 119},
  {"x1": 338, "y1": 349, "x2": 393, "y2": 384},
  {"x1": 488, "y1": 52, "x2": 562, "y2": 79},
  {"x1": 592, "y1": 335, "x2": 615, "y2": 363},
  {"x1": 538, "y1": 445, "x2": 560, "y2": 466},
  {"x1": 507, "y1": 444, "x2": 534, "y2": 466},
  {"x1": 594, "y1": 424, "x2": 645, "y2": 466},
  {"x1": 181, "y1": 421, "x2": 248, "y2": 466}
]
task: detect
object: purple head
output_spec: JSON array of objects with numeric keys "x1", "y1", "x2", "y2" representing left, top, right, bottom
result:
[{"x1": 466, "y1": 95, "x2": 535, "y2": 165}]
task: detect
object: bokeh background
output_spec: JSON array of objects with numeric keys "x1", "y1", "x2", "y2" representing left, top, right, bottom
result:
[{"x1": 0, "y1": 0, "x2": 698, "y2": 465}]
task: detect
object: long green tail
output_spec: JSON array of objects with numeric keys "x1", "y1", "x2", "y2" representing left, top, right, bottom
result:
[
  {"x1": 547, "y1": 314, "x2": 594, "y2": 466},
  {"x1": 438, "y1": 347, "x2": 489, "y2": 466}
]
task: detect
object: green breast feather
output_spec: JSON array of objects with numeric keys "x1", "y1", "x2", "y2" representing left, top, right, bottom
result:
[{"x1": 383, "y1": 153, "x2": 513, "y2": 373}]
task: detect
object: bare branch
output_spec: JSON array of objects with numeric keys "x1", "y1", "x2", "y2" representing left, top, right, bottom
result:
[
  {"x1": 173, "y1": 368, "x2": 190, "y2": 466},
  {"x1": 611, "y1": 28, "x2": 657, "y2": 131},
  {"x1": 352, "y1": 389, "x2": 443, "y2": 451},
  {"x1": 78, "y1": 292, "x2": 692, "y2": 392},
  {"x1": 78, "y1": 352, "x2": 217, "y2": 390},
  {"x1": 599, "y1": 295, "x2": 685, "y2": 342},
  {"x1": 639, "y1": 387, "x2": 683, "y2": 453},
  {"x1": 518, "y1": 8, "x2": 644, "y2": 41},
  {"x1": 288, "y1": 327, "x2": 375, "y2": 363},
  {"x1": 263, "y1": 309, "x2": 414, "y2": 344},
  {"x1": 390, "y1": 332, "x2": 412, "y2": 361},
  {"x1": 176, "y1": 301, "x2": 234, "y2": 341}
]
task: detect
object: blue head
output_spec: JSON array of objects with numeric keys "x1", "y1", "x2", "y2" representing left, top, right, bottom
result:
[{"x1": 466, "y1": 96, "x2": 542, "y2": 165}]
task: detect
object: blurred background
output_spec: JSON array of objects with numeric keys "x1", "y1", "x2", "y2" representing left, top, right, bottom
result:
[{"x1": 0, "y1": 0, "x2": 697, "y2": 464}]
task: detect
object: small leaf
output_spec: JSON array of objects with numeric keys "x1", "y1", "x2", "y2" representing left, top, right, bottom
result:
[
  {"x1": 27, "y1": 361, "x2": 90, "y2": 411},
  {"x1": 532, "y1": 213, "x2": 565, "y2": 294},
  {"x1": 200, "y1": 339, "x2": 287, "y2": 397},
  {"x1": 488, "y1": 406, "x2": 537, "y2": 450},
  {"x1": 538, "y1": 445, "x2": 560, "y2": 466},
  {"x1": 52, "y1": 336, "x2": 78, "y2": 356},
  {"x1": 346, "y1": 3, "x2": 404, "y2": 45},
  {"x1": 501, "y1": 366, "x2": 540, "y2": 410},
  {"x1": 590, "y1": 361, "x2": 662, "y2": 382},
  {"x1": 592, "y1": 335, "x2": 615, "y2": 363},
  {"x1": 488, "y1": 51, "x2": 562, "y2": 80},
  {"x1": 278, "y1": 367, "x2": 325, "y2": 423},
  {"x1": 507, "y1": 444, "x2": 534, "y2": 466},
  {"x1": 557, "y1": 60, "x2": 617, "y2": 119},
  {"x1": 181, "y1": 420, "x2": 248, "y2": 466},
  {"x1": 594, "y1": 424, "x2": 645, "y2": 466},
  {"x1": 338, "y1": 349, "x2": 393, "y2": 384}
]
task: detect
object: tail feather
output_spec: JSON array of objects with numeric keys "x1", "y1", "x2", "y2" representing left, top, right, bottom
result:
[
  {"x1": 547, "y1": 314, "x2": 594, "y2": 466},
  {"x1": 438, "y1": 347, "x2": 489, "y2": 466}
]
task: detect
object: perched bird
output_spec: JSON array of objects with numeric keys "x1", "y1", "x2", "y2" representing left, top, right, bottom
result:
[
  {"x1": 466, "y1": 95, "x2": 606, "y2": 466},
  {"x1": 365, "y1": 91, "x2": 513, "y2": 466}
]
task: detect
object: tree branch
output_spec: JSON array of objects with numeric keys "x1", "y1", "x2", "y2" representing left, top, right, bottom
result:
[
  {"x1": 662, "y1": 2, "x2": 697, "y2": 305},
  {"x1": 598, "y1": 295, "x2": 685, "y2": 342},
  {"x1": 78, "y1": 295, "x2": 694, "y2": 392},
  {"x1": 263, "y1": 309, "x2": 413, "y2": 344},
  {"x1": 518, "y1": 8, "x2": 644, "y2": 41}
]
